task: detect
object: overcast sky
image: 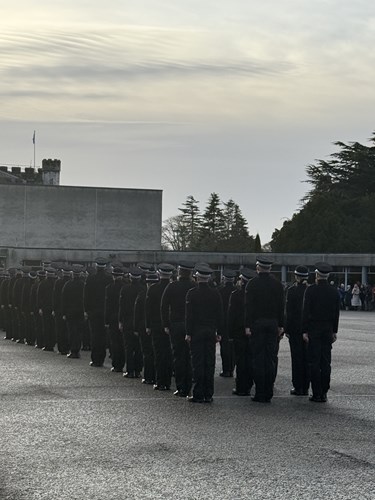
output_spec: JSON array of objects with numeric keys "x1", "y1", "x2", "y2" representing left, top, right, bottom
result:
[{"x1": 1, "y1": 1, "x2": 375, "y2": 244}]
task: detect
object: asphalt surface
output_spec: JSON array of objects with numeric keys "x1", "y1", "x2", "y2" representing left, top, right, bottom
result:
[{"x1": 1, "y1": 310, "x2": 374, "y2": 500}]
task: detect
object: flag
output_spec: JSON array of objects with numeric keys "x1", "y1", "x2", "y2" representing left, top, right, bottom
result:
[{"x1": 32, "y1": 131, "x2": 35, "y2": 145}]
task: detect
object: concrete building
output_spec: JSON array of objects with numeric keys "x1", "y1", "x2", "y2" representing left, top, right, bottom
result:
[{"x1": 0, "y1": 183, "x2": 162, "y2": 267}]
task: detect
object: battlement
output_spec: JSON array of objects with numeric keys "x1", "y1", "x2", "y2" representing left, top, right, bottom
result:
[{"x1": 0, "y1": 160, "x2": 61, "y2": 185}]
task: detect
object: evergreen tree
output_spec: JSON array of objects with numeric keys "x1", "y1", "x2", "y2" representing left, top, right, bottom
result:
[
  {"x1": 178, "y1": 195, "x2": 201, "y2": 250},
  {"x1": 271, "y1": 133, "x2": 375, "y2": 252}
]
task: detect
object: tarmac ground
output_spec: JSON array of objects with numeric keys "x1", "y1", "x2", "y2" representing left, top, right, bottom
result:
[{"x1": 0, "y1": 310, "x2": 374, "y2": 500}]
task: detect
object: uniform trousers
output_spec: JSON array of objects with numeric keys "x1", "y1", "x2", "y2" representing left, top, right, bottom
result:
[
  {"x1": 26, "y1": 313, "x2": 37, "y2": 346},
  {"x1": 139, "y1": 330, "x2": 155, "y2": 382},
  {"x1": 88, "y1": 311, "x2": 107, "y2": 365},
  {"x1": 124, "y1": 329, "x2": 143, "y2": 375},
  {"x1": 152, "y1": 326, "x2": 173, "y2": 388},
  {"x1": 3, "y1": 308, "x2": 12, "y2": 339},
  {"x1": 220, "y1": 337, "x2": 235, "y2": 374},
  {"x1": 108, "y1": 322, "x2": 125, "y2": 371},
  {"x1": 307, "y1": 325, "x2": 333, "y2": 398},
  {"x1": 55, "y1": 313, "x2": 69, "y2": 354},
  {"x1": 190, "y1": 327, "x2": 216, "y2": 401},
  {"x1": 11, "y1": 308, "x2": 20, "y2": 341},
  {"x1": 288, "y1": 333, "x2": 309, "y2": 393},
  {"x1": 251, "y1": 319, "x2": 279, "y2": 401},
  {"x1": 233, "y1": 336, "x2": 253, "y2": 394},
  {"x1": 66, "y1": 314, "x2": 84, "y2": 355},
  {"x1": 42, "y1": 309, "x2": 55, "y2": 349},
  {"x1": 170, "y1": 321, "x2": 192, "y2": 395}
]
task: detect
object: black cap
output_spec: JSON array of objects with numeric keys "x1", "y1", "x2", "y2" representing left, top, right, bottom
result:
[
  {"x1": 29, "y1": 271, "x2": 38, "y2": 279},
  {"x1": 256, "y1": 257, "x2": 273, "y2": 269},
  {"x1": 72, "y1": 265, "x2": 84, "y2": 275},
  {"x1": 146, "y1": 273, "x2": 159, "y2": 283},
  {"x1": 194, "y1": 263, "x2": 213, "y2": 277},
  {"x1": 294, "y1": 265, "x2": 309, "y2": 278},
  {"x1": 314, "y1": 262, "x2": 332, "y2": 277},
  {"x1": 239, "y1": 268, "x2": 257, "y2": 281},
  {"x1": 222, "y1": 269, "x2": 237, "y2": 280},
  {"x1": 94, "y1": 257, "x2": 108, "y2": 268},
  {"x1": 178, "y1": 261, "x2": 195, "y2": 271},
  {"x1": 112, "y1": 267, "x2": 124, "y2": 276},
  {"x1": 129, "y1": 267, "x2": 143, "y2": 279},
  {"x1": 157, "y1": 263, "x2": 175, "y2": 275}
]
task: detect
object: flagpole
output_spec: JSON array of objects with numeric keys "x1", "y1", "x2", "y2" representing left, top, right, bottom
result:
[{"x1": 33, "y1": 130, "x2": 36, "y2": 168}]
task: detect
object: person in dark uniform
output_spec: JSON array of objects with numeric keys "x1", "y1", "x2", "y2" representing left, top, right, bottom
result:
[
  {"x1": 218, "y1": 269, "x2": 237, "y2": 378},
  {"x1": 16, "y1": 267, "x2": 31, "y2": 343},
  {"x1": 21, "y1": 268, "x2": 36, "y2": 346},
  {"x1": 161, "y1": 261, "x2": 195, "y2": 397},
  {"x1": 84, "y1": 257, "x2": 112, "y2": 367},
  {"x1": 0, "y1": 271, "x2": 12, "y2": 339},
  {"x1": 302, "y1": 262, "x2": 340, "y2": 403},
  {"x1": 37, "y1": 267, "x2": 58, "y2": 351},
  {"x1": 119, "y1": 267, "x2": 145, "y2": 378},
  {"x1": 228, "y1": 268, "x2": 256, "y2": 396},
  {"x1": 185, "y1": 263, "x2": 224, "y2": 403},
  {"x1": 134, "y1": 271, "x2": 158, "y2": 385},
  {"x1": 62, "y1": 265, "x2": 85, "y2": 359},
  {"x1": 11, "y1": 267, "x2": 23, "y2": 342},
  {"x1": 34, "y1": 269, "x2": 46, "y2": 349},
  {"x1": 146, "y1": 263, "x2": 175, "y2": 391},
  {"x1": 244, "y1": 257, "x2": 284, "y2": 403},
  {"x1": 105, "y1": 266, "x2": 126, "y2": 372},
  {"x1": 53, "y1": 265, "x2": 71, "y2": 355},
  {"x1": 26, "y1": 271, "x2": 38, "y2": 346},
  {"x1": 285, "y1": 265, "x2": 310, "y2": 396}
]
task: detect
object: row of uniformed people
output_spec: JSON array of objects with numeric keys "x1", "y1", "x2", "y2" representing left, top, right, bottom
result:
[{"x1": 0, "y1": 257, "x2": 339, "y2": 404}]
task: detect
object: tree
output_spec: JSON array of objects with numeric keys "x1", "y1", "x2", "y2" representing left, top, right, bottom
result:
[
  {"x1": 198, "y1": 193, "x2": 225, "y2": 251},
  {"x1": 162, "y1": 215, "x2": 189, "y2": 251},
  {"x1": 271, "y1": 133, "x2": 375, "y2": 252},
  {"x1": 178, "y1": 195, "x2": 201, "y2": 250}
]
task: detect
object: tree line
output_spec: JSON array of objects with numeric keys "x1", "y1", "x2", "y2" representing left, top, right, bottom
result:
[
  {"x1": 162, "y1": 193, "x2": 261, "y2": 252},
  {"x1": 271, "y1": 132, "x2": 375, "y2": 253}
]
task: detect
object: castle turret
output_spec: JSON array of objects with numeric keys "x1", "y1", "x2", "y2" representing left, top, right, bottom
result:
[{"x1": 42, "y1": 159, "x2": 61, "y2": 185}]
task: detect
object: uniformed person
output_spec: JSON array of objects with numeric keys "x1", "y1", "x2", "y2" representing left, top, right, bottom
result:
[
  {"x1": 302, "y1": 262, "x2": 340, "y2": 403},
  {"x1": 20, "y1": 268, "x2": 36, "y2": 346},
  {"x1": 119, "y1": 267, "x2": 145, "y2": 378},
  {"x1": 105, "y1": 266, "x2": 126, "y2": 372},
  {"x1": 134, "y1": 271, "x2": 158, "y2": 385},
  {"x1": 34, "y1": 269, "x2": 46, "y2": 348},
  {"x1": 37, "y1": 267, "x2": 58, "y2": 351},
  {"x1": 244, "y1": 257, "x2": 284, "y2": 403},
  {"x1": 218, "y1": 269, "x2": 237, "y2": 378},
  {"x1": 161, "y1": 261, "x2": 195, "y2": 397},
  {"x1": 285, "y1": 265, "x2": 310, "y2": 396},
  {"x1": 228, "y1": 268, "x2": 256, "y2": 396},
  {"x1": 53, "y1": 265, "x2": 72, "y2": 355},
  {"x1": 11, "y1": 268, "x2": 23, "y2": 342},
  {"x1": 83, "y1": 258, "x2": 112, "y2": 367},
  {"x1": 62, "y1": 265, "x2": 85, "y2": 359},
  {"x1": 146, "y1": 263, "x2": 175, "y2": 391},
  {"x1": 26, "y1": 271, "x2": 39, "y2": 346},
  {"x1": 0, "y1": 271, "x2": 12, "y2": 339},
  {"x1": 185, "y1": 263, "x2": 224, "y2": 403}
]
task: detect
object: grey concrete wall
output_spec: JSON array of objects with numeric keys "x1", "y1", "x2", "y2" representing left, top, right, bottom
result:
[{"x1": 0, "y1": 184, "x2": 162, "y2": 251}]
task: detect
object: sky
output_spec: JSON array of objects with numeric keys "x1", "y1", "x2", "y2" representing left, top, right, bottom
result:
[{"x1": 1, "y1": 0, "x2": 375, "y2": 244}]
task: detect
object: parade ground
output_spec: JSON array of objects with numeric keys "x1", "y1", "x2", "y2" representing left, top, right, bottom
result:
[{"x1": 1, "y1": 310, "x2": 374, "y2": 500}]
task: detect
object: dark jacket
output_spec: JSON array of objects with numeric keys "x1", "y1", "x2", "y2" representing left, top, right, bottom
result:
[
  {"x1": 244, "y1": 273, "x2": 284, "y2": 329},
  {"x1": 285, "y1": 281, "x2": 307, "y2": 335},
  {"x1": 302, "y1": 280, "x2": 340, "y2": 334},
  {"x1": 161, "y1": 277, "x2": 195, "y2": 328},
  {"x1": 83, "y1": 270, "x2": 112, "y2": 314},
  {"x1": 185, "y1": 282, "x2": 224, "y2": 336}
]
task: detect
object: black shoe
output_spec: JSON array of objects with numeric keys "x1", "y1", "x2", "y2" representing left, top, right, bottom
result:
[
  {"x1": 219, "y1": 371, "x2": 232, "y2": 378},
  {"x1": 142, "y1": 379, "x2": 155, "y2": 385},
  {"x1": 134, "y1": 372, "x2": 142, "y2": 378},
  {"x1": 153, "y1": 384, "x2": 169, "y2": 391},
  {"x1": 187, "y1": 396, "x2": 204, "y2": 403},
  {"x1": 290, "y1": 389, "x2": 308, "y2": 396},
  {"x1": 16, "y1": 339, "x2": 25, "y2": 344},
  {"x1": 123, "y1": 372, "x2": 135, "y2": 378},
  {"x1": 174, "y1": 390, "x2": 188, "y2": 397},
  {"x1": 309, "y1": 395, "x2": 324, "y2": 403},
  {"x1": 232, "y1": 389, "x2": 250, "y2": 396},
  {"x1": 67, "y1": 353, "x2": 80, "y2": 359},
  {"x1": 89, "y1": 361, "x2": 103, "y2": 367},
  {"x1": 204, "y1": 397, "x2": 213, "y2": 403},
  {"x1": 111, "y1": 367, "x2": 123, "y2": 373},
  {"x1": 35, "y1": 344, "x2": 42, "y2": 349},
  {"x1": 42, "y1": 347, "x2": 54, "y2": 352},
  {"x1": 321, "y1": 393, "x2": 328, "y2": 402},
  {"x1": 59, "y1": 351, "x2": 69, "y2": 355}
]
